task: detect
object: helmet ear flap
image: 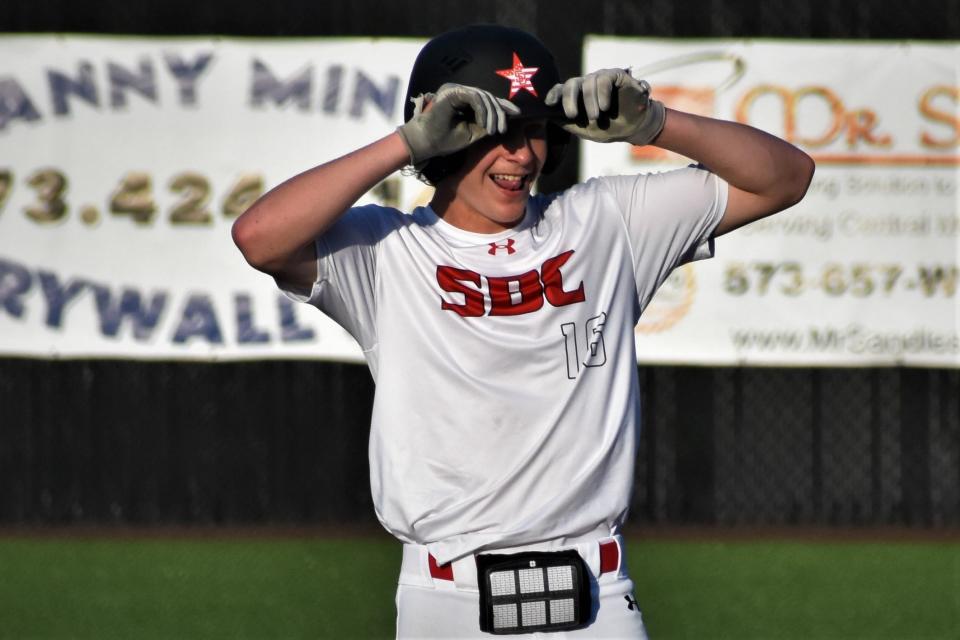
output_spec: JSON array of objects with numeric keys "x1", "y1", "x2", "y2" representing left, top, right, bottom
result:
[
  {"x1": 541, "y1": 123, "x2": 570, "y2": 175},
  {"x1": 420, "y1": 151, "x2": 467, "y2": 186}
]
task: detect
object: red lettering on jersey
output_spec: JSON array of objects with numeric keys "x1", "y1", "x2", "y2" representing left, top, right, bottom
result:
[
  {"x1": 437, "y1": 266, "x2": 485, "y2": 317},
  {"x1": 488, "y1": 239, "x2": 517, "y2": 255},
  {"x1": 488, "y1": 270, "x2": 544, "y2": 316},
  {"x1": 436, "y1": 251, "x2": 585, "y2": 318},
  {"x1": 542, "y1": 250, "x2": 586, "y2": 307}
]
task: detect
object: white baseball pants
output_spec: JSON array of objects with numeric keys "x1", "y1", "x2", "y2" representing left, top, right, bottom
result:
[{"x1": 394, "y1": 535, "x2": 650, "y2": 639}]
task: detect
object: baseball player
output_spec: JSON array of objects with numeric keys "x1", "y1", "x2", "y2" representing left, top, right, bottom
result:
[{"x1": 233, "y1": 25, "x2": 813, "y2": 639}]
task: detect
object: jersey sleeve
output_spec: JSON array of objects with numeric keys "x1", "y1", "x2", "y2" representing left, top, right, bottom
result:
[
  {"x1": 600, "y1": 167, "x2": 727, "y2": 308},
  {"x1": 276, "y1": 204, "x2": 399, "y2": 352}
]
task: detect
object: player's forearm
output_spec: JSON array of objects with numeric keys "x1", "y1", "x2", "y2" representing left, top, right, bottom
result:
[
  {"x1": 647, "y1": 108, "x2": 814, "y2": 208},
  {"x1": 232, "y1": 132, "x2": 409, "y2": 272}
]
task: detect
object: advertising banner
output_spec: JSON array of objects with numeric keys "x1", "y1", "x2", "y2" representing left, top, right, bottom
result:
[
  {"x1": 2, "y1": 36, "x2": 958, "y2": 366},
  {"x1": 0, "y1": 36, "x2": 430, "y2": 360},
  {"x1": 584, "y1": 38, "x2": 958, "y2": 366}
]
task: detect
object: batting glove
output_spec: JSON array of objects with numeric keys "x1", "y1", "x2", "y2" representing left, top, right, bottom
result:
[
  {"x1": 397, "y1": 83, "x2": 521, "y2": 165},
  {"x1": 545, "y1": 69, "x2": 666, "y2": 146}
]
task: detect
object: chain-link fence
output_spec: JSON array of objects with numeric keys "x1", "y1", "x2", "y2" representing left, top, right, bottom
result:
[
  {"x1": 2, "y1": 360, "x2": 957, "y2": 527},
  {"x1": 633, "y1": 368, "x2": 960, "y2": 526}
]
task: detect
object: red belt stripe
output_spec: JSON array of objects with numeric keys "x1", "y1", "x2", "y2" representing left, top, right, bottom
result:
[{"x1": 428, "y1": 552, "x2": 455, "y2": 581}]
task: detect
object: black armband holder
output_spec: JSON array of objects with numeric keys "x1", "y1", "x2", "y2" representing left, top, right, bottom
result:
[{"x1": 476, "y1": 549, "x2": 592, "y2": 634}]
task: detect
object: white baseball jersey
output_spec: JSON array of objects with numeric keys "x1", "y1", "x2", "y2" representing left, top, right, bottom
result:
[{"x1": 282, "y1": 167, "x2": 727, "y2": 564}]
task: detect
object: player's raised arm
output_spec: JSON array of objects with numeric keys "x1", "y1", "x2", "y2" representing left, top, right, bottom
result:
[
  {"x1": 231, "y1": 132, "x2": 408, "y2": 289},
  {"x1": 652, "y1": 108, "x2": 815, "y2": 236},
  {"x1": 546, "y1": 68, "x2": 815, "y2": 236},
  {"x1": 231, "y1": 83, "x2": 520, "y2": 289}
]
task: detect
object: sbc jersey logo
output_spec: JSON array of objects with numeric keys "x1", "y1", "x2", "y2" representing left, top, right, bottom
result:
[{"x1": 436, "y1": 250, "x2": 585, "y2": 317}]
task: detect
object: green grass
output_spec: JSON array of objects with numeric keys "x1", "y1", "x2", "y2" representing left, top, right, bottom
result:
[
  {"x1": 0, "y1": 538, "x2": 399, "y2": 639},
  {"x1": 629, "y1": 541, "x2": 960, "y2": 640},
  {"x1": 0, "y1": 536, "x2": 957, "y2": 639}
]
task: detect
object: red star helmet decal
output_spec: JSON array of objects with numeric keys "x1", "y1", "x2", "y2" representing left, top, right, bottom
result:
[{"x1": 496, "y1": 53, "x2": 539, "y2": 99}]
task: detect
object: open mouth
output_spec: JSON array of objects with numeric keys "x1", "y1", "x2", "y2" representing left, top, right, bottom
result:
[{"x1": 489, "y1": 173, "x2": 530, "y2": 193}]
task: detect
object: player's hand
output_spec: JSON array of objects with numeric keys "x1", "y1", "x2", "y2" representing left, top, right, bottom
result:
[
  {"x1": 545, "y1": 69, "x2": 666, "y2": 145},
  {"x1": 396, "y1": 83, "x2": 521, "y2": 165}
]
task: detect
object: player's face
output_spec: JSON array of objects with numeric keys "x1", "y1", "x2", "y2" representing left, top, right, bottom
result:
[{"x1": 433, "y1": 120, "x2": 549, "y2": 234}]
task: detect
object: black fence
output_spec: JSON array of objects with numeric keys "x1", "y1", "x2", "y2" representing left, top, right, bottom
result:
[
  {"x1": 2, "y1": 0, "x2": 959, "y2": 528},
  {"x1": 635, "y1": 367, "x2": 960, "y2": 527},
  {"x1": 0, "y1": 359, "x2": 376, "y2": 525},
  {"x1": 1, "y1": 359, "x2": 958, "y2": 527}
]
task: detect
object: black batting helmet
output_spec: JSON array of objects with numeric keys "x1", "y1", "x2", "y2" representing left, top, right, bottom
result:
[{"x1": 404, "y1": 24, "x2": 569, "y2": 184}]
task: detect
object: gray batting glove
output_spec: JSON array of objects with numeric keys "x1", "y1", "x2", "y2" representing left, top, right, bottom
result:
[
  {"x1": 545, "y1": 69, "x2": 666, "y2": 145},
  {"x1": 396, "y1": 83, "x2": 521, "y2": 165}
]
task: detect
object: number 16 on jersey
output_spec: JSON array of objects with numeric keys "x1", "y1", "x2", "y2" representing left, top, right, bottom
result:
[{"x1": 561, "y1": 312, "x2": 608, "y2": 380}]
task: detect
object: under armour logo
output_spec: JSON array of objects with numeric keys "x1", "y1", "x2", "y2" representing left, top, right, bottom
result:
[
  {"x1": 624, "y1": 594, "x2": 639, "y2": 611},
  {"x1": 488, "y1": 239, "x2": 516, "y2": 255}
]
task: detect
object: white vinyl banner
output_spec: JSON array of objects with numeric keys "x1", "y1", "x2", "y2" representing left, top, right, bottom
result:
[
  {"x1": 1, "y1": 36, "x2": 958, "y2": 366},
  {"x1": 584, "y1": 38, "x2": 959, "y2": 367},
  {"x1": 0, "y1": 35, "x2": 431, "y2": 361}
]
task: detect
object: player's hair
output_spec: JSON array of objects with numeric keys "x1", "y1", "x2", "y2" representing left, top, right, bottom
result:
[{"x1": 402, "y1": 24, "x2": 570, "y2": 186}]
